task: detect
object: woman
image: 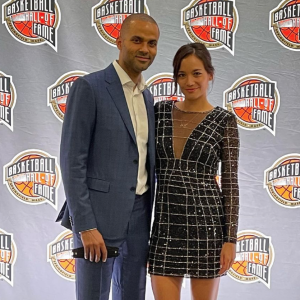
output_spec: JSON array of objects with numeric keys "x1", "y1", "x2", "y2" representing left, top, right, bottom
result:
[{"x1": 148, "y1": 43, "x2": 240, "y2": 300}]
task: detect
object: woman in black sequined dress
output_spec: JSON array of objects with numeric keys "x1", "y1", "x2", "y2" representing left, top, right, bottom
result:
[{"x1": 148, "y1": 43, "x2": 240, "y2": 300}]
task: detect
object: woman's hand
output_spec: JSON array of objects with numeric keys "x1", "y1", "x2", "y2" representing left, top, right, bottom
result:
[{"x1": 218, "y1": 242, "x2": 236, "y2": 275}]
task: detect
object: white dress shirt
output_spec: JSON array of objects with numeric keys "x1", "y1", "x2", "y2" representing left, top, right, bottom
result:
[{"x1": 113, "y1": 60, "x2": 149, "y2": 195}]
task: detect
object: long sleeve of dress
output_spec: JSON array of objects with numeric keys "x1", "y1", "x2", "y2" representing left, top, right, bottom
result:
[{"x1": 221, "y1": 115, "x2": 240, "y2": 244}]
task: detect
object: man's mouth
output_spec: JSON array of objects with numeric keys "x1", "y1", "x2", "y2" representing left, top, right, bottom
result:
[{"x1": 136, "y1": 56, "x2": 150, "y2": 61}]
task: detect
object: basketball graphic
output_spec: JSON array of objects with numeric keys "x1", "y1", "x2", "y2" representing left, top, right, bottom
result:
[
  {"x1": 191, "y1": 0, "x2": 234, "y2": 43},
  {"x1": 92, "y1": 0, "x2": 150, "y2": 47},
  {"x1": 228, "y1": 230, "x2": 275, "y2": 288},
  {"x1": 232, "y1": 79, "x2": 275, "y2": 124},
  {"x1": 264, "y1": 154, "x2": 300, "y2": 208},
  {"x1": 2, "y1": 0, "x2": 61, "y2": 51},
  {"x1": 12, "y1": 11, "x2": 56, "y2": 37},
  {"x1": 3, "y1": 150, "x2": 61, "y2": 209},
  {"x1": 231, "y1": 234, "x2": 269, "y2": 277},
  {"x1": 0, "y1": 229, "x2": 17, "y2": 286},
  {"x1": 270, "y1": 0, "x2": 300, "y2": 51},
  {"x1": 47, "y1": 71, "x2": 88, "y2": 122},
  {"x1": 224, "y1": 74, "x2": 280, "y2": 135},
  {"x1": 13, "y1": 154, "x2": 46, "y2": 197},
  {"x1": 56, "y1": 77, "x2": 78, "y2": 115},
  {"x1": 0, "y1": 71, "x2": 17, "y2": 131},
  {"x1": 181, "y1": 0, "x2": 239, "y2": 55},
  {"x1": 146, "y1": 73, "x2": 185, "y2": 104},
  {"x1": 47, "y1": 230, "x2": 75, "y2": 281}
]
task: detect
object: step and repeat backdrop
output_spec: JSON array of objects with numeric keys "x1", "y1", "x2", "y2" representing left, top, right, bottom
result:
[{"x1": 0, "y1": 0, "x2": 300, "y2": 299}]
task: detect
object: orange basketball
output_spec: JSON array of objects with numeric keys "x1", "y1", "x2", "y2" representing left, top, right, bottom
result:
[
  {"x1": 103, "y1": 23, "x2": 122, "y2": 39},
  {"x1": 13, "y1": 154, "x2": 56, "y2": 197},
  {"x1": 231, "y1": 234, "x2": 269, "y2": 277},
  {"x1": 57, "y1": 258, "x2": 76, "y2": 274},
  {"x1": 191, "y1": 0, "x2": 233, "y2": 43},
  {"x1": 13, "y1": 12, "x2": 55, "y2": 38},
  {"x1": 274, "y1": 159, "x2": 300, "y2": 201},
  {"x1": 279, "y1": 0, "x2": 300, "y2": 44},
  {"x1": 101, "y1": 1, "x2": 129, "y2": 40},
  {"x1": 232, "y1": 79, "x2": 275, "y2": 124}
]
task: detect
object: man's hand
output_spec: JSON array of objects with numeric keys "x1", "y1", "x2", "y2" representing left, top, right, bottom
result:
[
  {"x1": 218, "y1": 242, "x2": 236, "y2": 275},
  {"x1": 80, "y1": 229, "x2": 107, "y2": 263}
]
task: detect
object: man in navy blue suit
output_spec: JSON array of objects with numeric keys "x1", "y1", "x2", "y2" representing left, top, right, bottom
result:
[{"x1": 58, "y1": 14, "x2": 159, "y2": 300}]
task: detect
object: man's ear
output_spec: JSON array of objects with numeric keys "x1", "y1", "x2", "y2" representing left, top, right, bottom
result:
[
  {"x1": 116, "y1": 36, "x2": 122, "y2": 51},
  {"x1": 209, "y1": 73, "x2": 213, "y2": 81}
]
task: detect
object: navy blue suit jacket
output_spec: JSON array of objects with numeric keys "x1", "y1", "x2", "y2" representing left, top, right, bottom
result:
[{"x1": 58, "y1": 64, "x2": 155, "y2": 241}]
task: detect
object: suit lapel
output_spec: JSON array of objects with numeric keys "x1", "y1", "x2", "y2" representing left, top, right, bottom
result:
[
  {"x1": 143, "y1": 91, "x2": 155, "y2": 162},
  {"x1": 105, "y1": 65, "x2": 137, "y2": 145}
]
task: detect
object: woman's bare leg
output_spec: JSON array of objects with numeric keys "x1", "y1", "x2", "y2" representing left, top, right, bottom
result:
[
  {"x1": 190, "y1": 277, "x2": 220, "y2": 300},
  {"x1": 151, "y1": 275, "x2": 183, "y2": 300}
]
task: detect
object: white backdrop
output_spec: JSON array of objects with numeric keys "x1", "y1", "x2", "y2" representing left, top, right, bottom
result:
[{"x1": 1, "y1": 0, "x2": 300, "y2": 299}]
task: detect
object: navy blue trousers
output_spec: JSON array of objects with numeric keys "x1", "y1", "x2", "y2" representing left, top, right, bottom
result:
[{"x1": 74, "y1": 192, "x2": 151, "y2": 300}]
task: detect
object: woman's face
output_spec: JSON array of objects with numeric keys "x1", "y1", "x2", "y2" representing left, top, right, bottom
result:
[{"x1": 177, "y1": 54, "x2": 213, "y2": 102}]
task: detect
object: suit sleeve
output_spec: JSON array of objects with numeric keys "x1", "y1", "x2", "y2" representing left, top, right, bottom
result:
[
  {"x1": 220, "y1": 115, "x2": 240, "y2": 244},
  {"x1": 60, "y1": 77, "x2": 98, "y2": 233}
]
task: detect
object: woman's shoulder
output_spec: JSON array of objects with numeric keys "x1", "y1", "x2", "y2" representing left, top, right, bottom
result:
[{"x1": 214, "y1": 106, "x2": 236, "y2": 120}]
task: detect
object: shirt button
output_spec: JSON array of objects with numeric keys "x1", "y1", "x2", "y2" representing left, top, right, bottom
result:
[
  {"x1": 133, "y1": 159, "x2": 138, "y2": 164},
  {"x1": 130, "y1": 187, "x2": 136, "y2": 191}
]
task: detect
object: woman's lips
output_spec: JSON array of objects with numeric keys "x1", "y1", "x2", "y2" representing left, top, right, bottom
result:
[{"x1": 185, "y1": 88, "x2": 198, "y2": 92}]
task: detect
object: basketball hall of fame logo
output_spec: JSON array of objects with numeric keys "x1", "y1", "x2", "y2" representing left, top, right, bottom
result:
[
  {"x1": 47, "y1": 230, "x2": 75, "y2": 281},
  {"x1": 92, "y1": 0, "x2": 150, "y2": 47},
  {"x1": 0, "y1": 229, "x2": 17, "y2": 286},
  {"x1": 0, "y1": 71, "x2": 17, "y2": 131},
  {"x1": 264, "y1": 154, "x2": 300, "y2": 208},
  {"x1": 228, "y1": 230, "x2": 275, "y2": 289},
  {"x1": 270, "y1": 0, "x2": 300, "y2": 51},
  {"x1": 47, "y1": 71, "x2": 88, "y2": 122},
  {"x1": 2, "y1": 0, "x2": 61, "y2": 51},
  {"x1": 181, "y1": 0, "x2": 239, "y2": 55},
  {"x1": 224, "y1": 74, "x2": 280, "y2": 136},
  {"x1": 3, "y1": 149, "x2": 61, "y2": 209},
  {"x1": 146, "y1": 73, "x2": 185, "y2": 104}
]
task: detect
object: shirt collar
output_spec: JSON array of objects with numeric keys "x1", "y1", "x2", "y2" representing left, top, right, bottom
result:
[{"x1": 113, "y1": 60, "x2": 147, "y2": 92}]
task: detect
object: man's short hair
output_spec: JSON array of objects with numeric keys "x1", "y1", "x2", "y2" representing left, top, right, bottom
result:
[{"x1": 120, "y1": 13, "x2": 159, "y2": 36}]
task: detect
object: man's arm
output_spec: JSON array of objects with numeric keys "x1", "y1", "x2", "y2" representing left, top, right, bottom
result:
[{"x1": 60, "y1": 77, "x2": 107, "y2": 262}]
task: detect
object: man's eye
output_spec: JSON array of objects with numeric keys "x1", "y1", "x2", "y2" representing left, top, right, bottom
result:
[
  {"x1": 178, "y1": 74, "x2": 185, "y2": 78},
  {"x1": 149, "y1": 41, "x2": 157, "y2": 47}
]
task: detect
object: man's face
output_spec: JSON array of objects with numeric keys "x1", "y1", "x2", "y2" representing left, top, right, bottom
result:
[{"x1": 116, "y1": 20, "x2": 159, "y2": 80}]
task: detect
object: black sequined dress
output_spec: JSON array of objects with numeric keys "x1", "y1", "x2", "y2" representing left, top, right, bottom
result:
[{"x1": 148, "y1": 101, "x2": 240, "y2": 278}]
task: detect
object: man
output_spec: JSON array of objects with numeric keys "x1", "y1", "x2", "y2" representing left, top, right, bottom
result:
[{"x1": 57, "y1": 14, "x2": 159, "y2": 300}]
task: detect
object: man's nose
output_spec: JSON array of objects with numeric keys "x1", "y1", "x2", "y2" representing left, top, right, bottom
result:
[{"x1": 139, "y1": 42, "x2": 149, "y2": 54}]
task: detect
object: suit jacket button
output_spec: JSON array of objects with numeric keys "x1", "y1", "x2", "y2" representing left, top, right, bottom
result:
[
  {"x1": 133, "y1": 159, "x2": 138, "y2": 164},
  {"x1": 130, "y1": 187, "x2": 135, "y2": 191}
]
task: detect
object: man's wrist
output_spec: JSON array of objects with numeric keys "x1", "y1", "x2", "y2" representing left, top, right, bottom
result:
[{"x1": 80, "y1": 228, "x2": 97, "y2": 234}]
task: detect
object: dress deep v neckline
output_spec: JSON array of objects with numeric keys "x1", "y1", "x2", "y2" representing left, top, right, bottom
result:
[{"x1": 171, "y1": 102, "x2": 218, "y2": 160}]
